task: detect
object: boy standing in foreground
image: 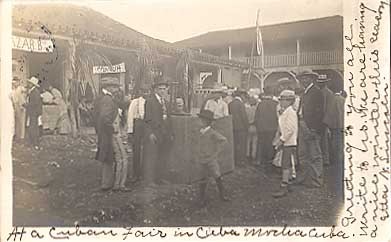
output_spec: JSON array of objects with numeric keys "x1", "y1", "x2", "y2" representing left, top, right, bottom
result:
[
  {"x1": 272, "y1": 90, "x2": 298, "y2": 198},
  {"x1": 197, "y1": 109, "x2": 230, "y2": 207}
]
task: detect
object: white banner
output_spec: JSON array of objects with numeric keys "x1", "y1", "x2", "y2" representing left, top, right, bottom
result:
[
  {"x1": 12, "y1": 35, "x2": 54, "y2": 53},
  {"x1": 93, "y1": 62, "x2": 126, "y2": 74}
]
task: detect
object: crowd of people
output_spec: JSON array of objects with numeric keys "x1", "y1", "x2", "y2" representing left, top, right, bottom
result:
[
  {"x1": 11, "y1": 77, "x2": 72, "y2": 150},
  {"x1": 93, "y1": 69, "x2": 345, "y2": 205},
  {"x1": 12, "y1": 69, "x2": 346, "y2": 206}
]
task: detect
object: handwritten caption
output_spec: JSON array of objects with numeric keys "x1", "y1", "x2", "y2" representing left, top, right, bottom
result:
[
  {"x1": 6, "y1": 225, "x2": 351, "y2": 241},
  {"x1": 343, "y1": 0, "x2": 389, "y2": 239}
]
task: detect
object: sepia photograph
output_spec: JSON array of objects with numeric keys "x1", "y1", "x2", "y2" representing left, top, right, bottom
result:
[{"x1": 7, "y1": 0, "x2": 349, "y2": 228}]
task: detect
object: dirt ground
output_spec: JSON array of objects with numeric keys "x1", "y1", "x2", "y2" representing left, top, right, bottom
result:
[{"x1": 12, "y1": 134, "x2": 343, "y2": 227}]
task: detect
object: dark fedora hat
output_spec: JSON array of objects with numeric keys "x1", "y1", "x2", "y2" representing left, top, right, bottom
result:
[
  {"x1": 152, "y1": 81, "x2": 169, "y2": 89},
  {"x1": 197, "y1": 109, "x2": 215, "y2": 121}
]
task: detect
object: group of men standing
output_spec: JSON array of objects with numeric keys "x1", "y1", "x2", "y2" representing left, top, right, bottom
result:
[
  {"x1": 93, "y1": 70, "x2": 345, "y2": 199},
  {"x1": 94, "y1": 79, "x2": 172, "y2": 191},
  {"x1": 11, "y1": 77, "x2": 43, "y2": 150}
]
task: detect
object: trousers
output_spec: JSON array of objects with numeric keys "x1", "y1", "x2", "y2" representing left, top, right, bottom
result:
[
  {"x1": 297, "y1": 121, "x2": 323, "y2": 185},
  {"x1": 113, "y1": 134, "x2": 128, "y2": 189},
  {"x1": 233, "y1": 130, "x2": 248, "y2": 165}
]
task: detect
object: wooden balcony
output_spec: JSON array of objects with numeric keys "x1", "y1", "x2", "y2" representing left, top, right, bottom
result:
[{"x1": 236, "y1": 50, "x2": 343, "y2": 68}]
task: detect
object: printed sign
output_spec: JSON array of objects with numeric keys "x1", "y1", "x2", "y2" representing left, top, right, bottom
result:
[
  {"x1": 93, "y1": 63, "x2": 126, "y2": 74},
  {"x1": 12, "y1": 35, "x2": 54, "y2": 53}
]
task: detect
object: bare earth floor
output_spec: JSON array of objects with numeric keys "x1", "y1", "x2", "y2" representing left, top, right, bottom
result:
[{"x1": 12, "y1": 135, "x2": 343, "y2": 227}]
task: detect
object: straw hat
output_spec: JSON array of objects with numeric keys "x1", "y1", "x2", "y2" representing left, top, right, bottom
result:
[
  {"x1": 27, "y1": 76, "x2": 40, "y2": 87},
  {"x1": 279, "y1": 90, "x2": 296, "y2": 100},
  {"x1": 296, "y1": 70, "x2": 319, "y2": 80},
  {"x1": 316, "y1": 74, "x2": 329, "y2": 83}
]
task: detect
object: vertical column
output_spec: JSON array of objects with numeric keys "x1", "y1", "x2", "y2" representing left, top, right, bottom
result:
[{"x1": 296, "y1": 39, "x2": 301, "y2": 67}]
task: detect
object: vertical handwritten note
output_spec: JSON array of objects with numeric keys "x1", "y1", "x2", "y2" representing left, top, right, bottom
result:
[{"x1": 343, "y1": 0, "x2": 390, "y2": 240}]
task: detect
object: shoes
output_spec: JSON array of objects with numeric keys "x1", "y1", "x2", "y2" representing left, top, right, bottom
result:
[
  {"x1": 292, "y1": 176, "x2": 306, "y2": 185},
  {"x1": 272, "y1": 186, "x2": 289, "y2": 198},
  {"x1": 305, "y1": 180, "x2": 322, "y2": 188},
  {"x1": 113, "y1": 186, "x2": 132, "y2": 192},
  {"x1": 92, "y1": 186, "x2": 111, "y2": 192}
]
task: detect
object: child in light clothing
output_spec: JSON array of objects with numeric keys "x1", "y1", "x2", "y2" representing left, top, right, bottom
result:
[
  {"x1": 112, "y1": 109, "x2": 130, "y2": 191},
  {"x1": 272, "y1": 90, "x2": 298, "y2": 198},
  {"x1": 197, "y1": 109, "x2": 230, "y2": 207}
]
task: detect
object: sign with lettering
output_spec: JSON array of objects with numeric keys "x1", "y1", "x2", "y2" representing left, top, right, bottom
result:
[
  {"x1": 93, "y1": 63, "x2": 126, "y2": 74},
  {"x1": 12, "y1": 35, "x2": 54, "y2": 53}
]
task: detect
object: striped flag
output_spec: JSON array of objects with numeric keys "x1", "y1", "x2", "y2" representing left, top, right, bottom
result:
[{"x1": 256, "y1": 9, "x2": 264, "y2": 57}]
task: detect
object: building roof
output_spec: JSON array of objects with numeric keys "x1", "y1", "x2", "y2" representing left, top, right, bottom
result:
[
  {"x1": 12, "y1": 4, "x2": 169, "y2": 47},
  {"x1": 13, "y1": 4, "x2": 247, "y2": 68},
  {"x1": 174, "y1": 15, "x2": 343, "y2": 49}
]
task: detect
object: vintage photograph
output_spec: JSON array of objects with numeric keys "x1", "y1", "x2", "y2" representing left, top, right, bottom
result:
[{"x1": 10, "y1": 0, "x2": 345, "y2": 227}]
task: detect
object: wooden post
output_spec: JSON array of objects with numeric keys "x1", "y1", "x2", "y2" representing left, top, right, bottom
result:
[
  {"x1": 296, "y1": 39, "x2": 301, "y2": 68},
  {"x1": 247, "y1": 40, "x2": 255, "y2": 90}
]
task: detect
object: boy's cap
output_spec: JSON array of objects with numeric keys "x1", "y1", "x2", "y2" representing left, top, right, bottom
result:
[{"x1": 197, "y1": 109, "x2": 215, "y2": 121}]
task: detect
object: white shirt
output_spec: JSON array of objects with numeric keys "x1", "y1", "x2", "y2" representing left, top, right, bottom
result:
[
  {"x1": 127, "y1": 97, "x2": 145, "y2": 133},
  {"x1": 204, "y1": 98, "x2": 229, "y2": 119},
  {"x1": 102, "y1": 88, "x2": 112, "y2": 96},
  {"x1": 278, "y1": 106, "x2": 298, "y2": 146}
]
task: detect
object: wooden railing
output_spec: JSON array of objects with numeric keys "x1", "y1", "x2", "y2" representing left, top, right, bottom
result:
[{"x1": 236, "y1": 50, "x2": 343, "y2": 68}]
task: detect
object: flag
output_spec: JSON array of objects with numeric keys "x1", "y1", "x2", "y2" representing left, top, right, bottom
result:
[{"x1": 256, "y1": 9, "x2": 264, "y2": 57}]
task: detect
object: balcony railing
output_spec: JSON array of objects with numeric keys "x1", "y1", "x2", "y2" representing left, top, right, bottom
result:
[{"x1": 236, "y1": 50, "x2": 343, "y2": 68}]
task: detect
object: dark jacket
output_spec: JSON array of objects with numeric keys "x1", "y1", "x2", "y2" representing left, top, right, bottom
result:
[
  {"x1": 321, "y1": 87, "x2": 336, "y2": 128},
  {"x1": 254, "y1": 96, "x2": 278, "y2": 132},
  {"x1": 95, "y1": 94, "x2": 118, "y2": 163},
  {"x1": 26, "y1": 87, "x2": 42, "y2": 118},
  {"x1": 302, "y1": 84, "x2": 324, "y2": 132},
  {"x1": 228, "y1": 97, "x2": 249, "y2": 132},
  {"x1": 144, "y1": 93, "x2": 172, "y2": 143}
]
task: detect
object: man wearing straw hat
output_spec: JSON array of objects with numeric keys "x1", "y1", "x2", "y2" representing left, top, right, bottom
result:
[
  {"x1": 295, "y1": 70, "x2": 324, "y2": 188},
  {"x1": 26, "y1": 76, "x2": 43, "y2": 150}
]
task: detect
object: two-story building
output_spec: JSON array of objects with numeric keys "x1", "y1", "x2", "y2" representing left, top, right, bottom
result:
[{"x1": 175, "y1": 15, "x2": 344, "y2": 93}]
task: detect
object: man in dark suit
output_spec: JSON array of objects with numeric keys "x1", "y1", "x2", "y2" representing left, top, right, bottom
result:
[
  {"x1": 254, "y1": 86, "x2": 279, "y2": 166},
  {"x1": 26, "y1": 77, "x2": 43, "y2": 150},
  {"x1": 228, "y1": 89, "x2": 249, "y2": 166},
  {"x1": 316, "y1": 74, "x2": 335, "y2": 166},
  {"x1": 94, "y1": 78, "x2": 120, "y2": 191},
  {"x1": 143, "y1": 82, "x2": 173, "y2": 185},
  {"x1": 296, "y1": 70, "x2": 324, "y2": 188}
]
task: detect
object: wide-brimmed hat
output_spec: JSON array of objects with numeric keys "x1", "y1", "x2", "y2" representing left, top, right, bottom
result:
[
  {"x1": 101, "y1": 77, "x2": 120, "y2": 88},
  {"x1": 197, "y1": 109, "x2": 215, "y2": 121},
  {"x1": 279, "y1": 90, "x2": 296, "y2": 100},
  {"x1": 316, "y1": 74, "x2": 329, "y2": 83},
  {"x1": 152, "y1": 81, "x2": 169, "y2": 89},
  {"x1": 27, "y1": 76, "x2": 40, "y2": 87},
  {"x1": 296, "y1": 70, "x2": 319, "y2": 80}
]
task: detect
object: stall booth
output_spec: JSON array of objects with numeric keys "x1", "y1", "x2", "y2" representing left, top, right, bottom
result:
[{"x1": 12, "y1": 34, "x2": 69, "y2": 132}]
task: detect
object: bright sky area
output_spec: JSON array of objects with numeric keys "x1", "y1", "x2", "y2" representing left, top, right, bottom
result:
[{"x1": 17, "y1": 0, "x2": 343, "y2": 43}]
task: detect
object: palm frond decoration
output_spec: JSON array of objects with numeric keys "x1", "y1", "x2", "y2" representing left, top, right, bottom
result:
[
  {"x1": 176, "y1": 50, "x2": 193, "y2": 112},
  {"x1": 133, "y1": 37, "x2": 159, "y2": 94},
  {"x1": 67, "y1": 37, "x2": 112, "y2": 136}
]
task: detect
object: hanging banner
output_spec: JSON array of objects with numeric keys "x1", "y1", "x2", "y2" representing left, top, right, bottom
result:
[
  {"x1": 12, "y1": 35, "x2": 54, "y2": 53},
  {"x1": 93, "y1": 62, "x2": 126, "y2": 74}
]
